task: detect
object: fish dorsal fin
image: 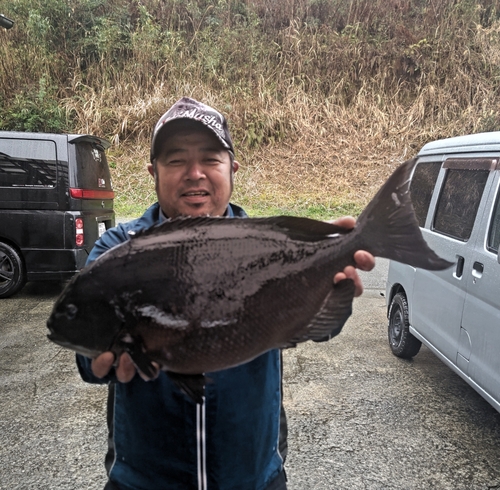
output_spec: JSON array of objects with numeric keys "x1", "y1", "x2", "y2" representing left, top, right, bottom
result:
[
  {"x1": 131, "y1": 215, "x2": 351, "y2": 242},
  {"x1": 282, "y1": 279, "x2": 356, "y2": 348}
]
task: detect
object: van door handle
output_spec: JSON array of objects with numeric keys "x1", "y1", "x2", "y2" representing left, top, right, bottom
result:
[
  {"x1": 454, "y1": 255, "x2": 465, "y2": 278},
  {"x1": 472, "y1": 261, "x2": 484, "y2": 279}
]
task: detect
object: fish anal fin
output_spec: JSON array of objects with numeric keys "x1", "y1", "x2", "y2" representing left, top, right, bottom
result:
[
  {"x1": 283, "y1": 279, "x2": 355, "y2": 347},
  {"x1": 167, "y1": 372, "x2": 206, "y2": 405}
]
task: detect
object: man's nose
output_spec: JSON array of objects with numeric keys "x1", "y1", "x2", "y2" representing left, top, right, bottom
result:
[{"x1": 184, "y1": 160, "x2": 205, "y2": 180}]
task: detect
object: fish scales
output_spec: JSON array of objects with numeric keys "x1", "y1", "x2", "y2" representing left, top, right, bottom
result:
[
  {"x1": 89, "y1": 224, "x2": 336, "y2": 374},
  {"x1": 148, "y1": 241, "x2": 333, "y2": 373},
  {"x1": 47, "y1": 158, "x2": 453, "y2": 402}
]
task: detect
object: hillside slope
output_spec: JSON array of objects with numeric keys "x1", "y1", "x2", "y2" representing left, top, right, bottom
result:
[{"x1": 1, "y1": 0, "x2": 500, "y2": 216}]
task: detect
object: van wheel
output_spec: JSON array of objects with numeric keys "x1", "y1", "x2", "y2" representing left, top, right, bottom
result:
[
  {"x1": 0, "y1": 242, "x2": 27, "y2": 298},
  {"x1": 388, "y1": 293, "x2": 422, "y2": 359}
]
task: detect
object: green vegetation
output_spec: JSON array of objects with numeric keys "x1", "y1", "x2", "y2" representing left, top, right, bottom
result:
[{"x1": 2, "y1": 0, "x2": 500, "y2": 217}]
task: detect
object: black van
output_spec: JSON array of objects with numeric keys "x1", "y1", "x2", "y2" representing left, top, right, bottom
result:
[{"x1": 0, "y1": 131, "x2": 115, "y2": 298}]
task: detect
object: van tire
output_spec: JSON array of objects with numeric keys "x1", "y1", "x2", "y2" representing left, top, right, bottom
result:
[
  {"x1": 0, "y1": 242, "x2": 27, "y2": 298},
  {"x1": 388, "y1": 293, "x2": 422, "y2": 358}
]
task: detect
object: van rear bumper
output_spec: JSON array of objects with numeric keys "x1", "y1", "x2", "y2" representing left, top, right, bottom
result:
[{"x1": 23, "y1": 248, "x2": 89, "y2": 281}]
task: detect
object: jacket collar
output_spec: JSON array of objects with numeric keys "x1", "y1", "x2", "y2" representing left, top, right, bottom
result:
[{"x1": 156, "y1": 203, "x2": 247, "y2": 222}]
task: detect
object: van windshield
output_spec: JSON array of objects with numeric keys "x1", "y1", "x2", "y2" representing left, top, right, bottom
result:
[{"x1": 70, "y1": 141, "x2": 112, "y2": 190}]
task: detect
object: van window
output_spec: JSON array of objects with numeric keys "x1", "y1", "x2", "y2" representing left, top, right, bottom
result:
[
  {"x1": 433, "y1": 164, "x2": 490, "y2": 241},
  {"x1": 0, "y1": 138, "x2": 57, "y2": 187},
  {"x1": 69, "y1": 142, "x2": 112, "y2": 190},
  {"x1": 410, "y1": 162, "x2": 442, "y2": 226},
  {"x1": 488, "y1": 191, "x2": 500, "y2": 253}
]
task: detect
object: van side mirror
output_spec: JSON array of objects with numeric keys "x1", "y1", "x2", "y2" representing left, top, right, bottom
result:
[{"x1": 0, "y1": 14, "x2": 14, "y2": 29}]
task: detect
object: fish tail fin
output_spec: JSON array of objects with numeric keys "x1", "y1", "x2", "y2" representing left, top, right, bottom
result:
[{"x1": 355, "y1": 159, "x2": 452, "y2": 270}]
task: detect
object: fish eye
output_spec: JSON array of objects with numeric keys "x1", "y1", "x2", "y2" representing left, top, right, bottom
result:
[{"x1": 65, "y1": 303, "x2": 78, "y2": 320}]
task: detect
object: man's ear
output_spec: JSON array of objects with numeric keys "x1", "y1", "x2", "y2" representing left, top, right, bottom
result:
[
  {"x1": 147, "y1": 163, "x2": 155, "y2": 177},
  {"x1": 232, "y1": 160, "x2": 240, "y2": 173}
]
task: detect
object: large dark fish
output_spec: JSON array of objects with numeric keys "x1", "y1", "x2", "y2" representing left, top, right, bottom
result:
[{"x1": 47, "y1": 158, "x2": 451, "y2": 403}]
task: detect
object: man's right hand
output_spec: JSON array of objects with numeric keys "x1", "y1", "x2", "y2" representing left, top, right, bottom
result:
[{"x1": 91, "y1": 352, "x2": 159, "y2": 382}]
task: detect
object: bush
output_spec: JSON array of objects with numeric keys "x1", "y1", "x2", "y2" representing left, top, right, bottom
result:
[{"x1": 0, "y1": 76, "x2": 70, "y2": 133}]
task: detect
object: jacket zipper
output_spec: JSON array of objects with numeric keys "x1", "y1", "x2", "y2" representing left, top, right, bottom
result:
[{"x1": 196, "y1": 397, "x2": 207, "y2": 490}]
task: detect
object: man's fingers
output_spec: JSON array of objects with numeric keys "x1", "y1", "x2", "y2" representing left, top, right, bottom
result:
[
  {"x1": 92, "y1": 351, "x2": 160, "y2": 383},
  {"x1": 116, "y1": 353, "x2": 137, "y2": 383},
  {"x1": 91, "y1": 351, "x2": 136, "y2": 383},
  {"x1": 333, "y1": 271, "x2": 347, "y2": 284},
  {"x1": 334, "y1": 266, "x2": 364, "y2": 297},
  {"x1": 329, "y1": 217, "x2": 375, "y2": 272},
  {"x1": 91, "y1": 351, "x2": 115, "y2": 378},
  {"x1": 331, "y1": 216, "x2": 356, "y2": 229},
  {"x1": 354, "y1": 250, "x2": 375, "y2": 272}
]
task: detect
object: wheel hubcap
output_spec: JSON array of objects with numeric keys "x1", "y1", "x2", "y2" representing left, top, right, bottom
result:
[
  {"x1": 0, "y1": 253, "x2": 14, "y2": 285},
  {"x1": 390, "y1": 308, "x2": 402, "y2": 346}
]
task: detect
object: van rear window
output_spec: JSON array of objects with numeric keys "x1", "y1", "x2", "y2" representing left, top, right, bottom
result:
[
  {"x1": 433, "y1": 167, "x2": 489, "y2": 241},
  {"x1": 0, "y1": 139, "x2": 57, "y2": 187},
  {"x1": 70, "y1": 142, "x2": 112, "y2": 190},
  {"x1": 410, "y1": 162, "x2": 442, "y2": 226}
]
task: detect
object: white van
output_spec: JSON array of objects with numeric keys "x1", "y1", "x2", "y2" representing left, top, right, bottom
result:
[{"x1": 386, "y1": 131, "x2": 500, "y2": 413}]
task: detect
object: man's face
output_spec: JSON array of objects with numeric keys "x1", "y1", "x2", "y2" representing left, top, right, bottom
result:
[{"x1": 149, "y1": 124, "x2": 239, "y2": 218}]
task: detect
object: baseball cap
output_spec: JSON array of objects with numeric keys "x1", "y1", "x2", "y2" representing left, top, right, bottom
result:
[{"x1": 150, "y1": 97, "x2": 234, "y2": 162}]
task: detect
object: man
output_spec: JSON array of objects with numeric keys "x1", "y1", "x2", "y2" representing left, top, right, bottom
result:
[{"x1": 77, "y1": 97, "x2": 374, "y2": 490}]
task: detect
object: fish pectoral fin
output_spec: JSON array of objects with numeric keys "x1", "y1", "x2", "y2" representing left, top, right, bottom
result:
[
  {"x1": 283, "y1": 279, "x2": 355, "y2": 347},
  {"x1": 120, "y1": 339, "x2": 158, "y2": 380},
  {"x1": 166, "y1": 372, "x2": 206, "y2": 405}
]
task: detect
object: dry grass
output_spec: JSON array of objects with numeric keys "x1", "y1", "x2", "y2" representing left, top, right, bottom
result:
[
  {"x1": 98, "y1": 74, "x2": 500, "y2": 218},
  {"x1": 2, "y1": 0, "x2": 500, "y2": 217}
]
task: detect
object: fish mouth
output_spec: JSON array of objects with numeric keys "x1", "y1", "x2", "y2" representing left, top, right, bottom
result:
[
  {"x1": 47, "y1": 333, "x2": 102, "y2": 358},
  {"x1": 47, "y1": 331, "x2": 73, "y2": 349}
]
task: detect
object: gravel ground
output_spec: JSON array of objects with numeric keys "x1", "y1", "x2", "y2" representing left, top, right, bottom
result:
[
  {"x1": 283, "y1": 290, "x2": 500, "y2": 490},
  {"x1": 1, "y1": 259, "x2": 499, "y2": 489}
]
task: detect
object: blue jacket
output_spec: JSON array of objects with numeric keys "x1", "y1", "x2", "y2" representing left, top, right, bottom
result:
[{"x1": 77, "y1": 203, "x2": 285, "y2": 490}]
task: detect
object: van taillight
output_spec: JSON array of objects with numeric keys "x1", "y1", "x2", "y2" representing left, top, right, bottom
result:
[
  {"x1": 70, "y1": 188, "x2": 115, "y2": 199},
  {"x1": 75, "y1": 218, "x2": 84, "y2": 246}
]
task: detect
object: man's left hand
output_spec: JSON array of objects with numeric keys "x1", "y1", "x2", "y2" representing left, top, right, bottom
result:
[{"x1": 330, "y1": 216, "x2": 375, "y2": 297}]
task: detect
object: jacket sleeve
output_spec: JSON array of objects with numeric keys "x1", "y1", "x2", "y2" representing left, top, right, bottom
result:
[
  {"x1": 86, "y1": 224, "x2": 130, "y2": 265},
  {"x1": 76, "y1": 224, "x2": 132, "y2": 384}
]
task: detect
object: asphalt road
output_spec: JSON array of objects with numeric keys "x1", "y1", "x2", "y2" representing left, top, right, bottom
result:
[{"x1": 1, "y1": 260, "x2": 499, "y2": 489}]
